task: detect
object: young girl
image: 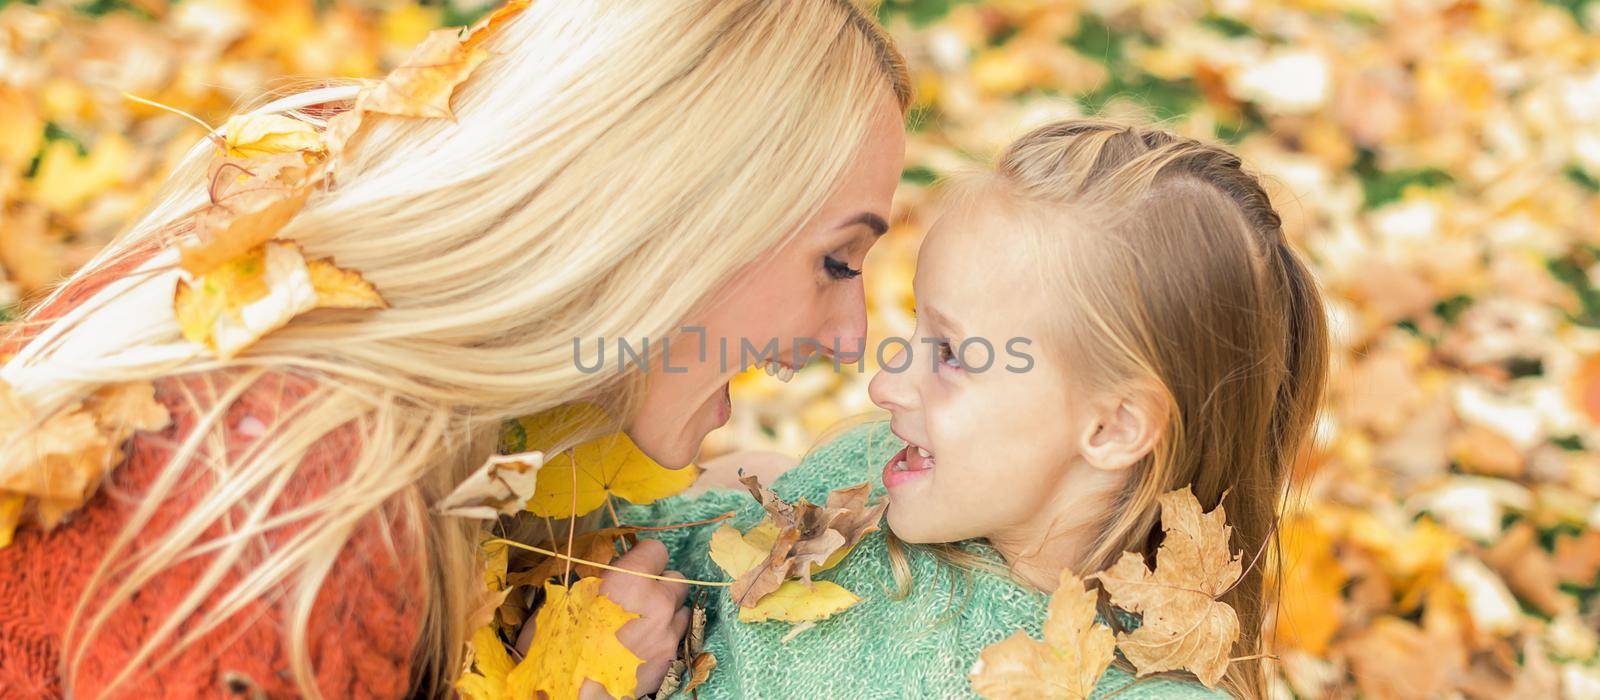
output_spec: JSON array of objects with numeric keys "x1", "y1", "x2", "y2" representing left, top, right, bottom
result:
[{"x1": 622, "y1": 119, "x2": 1329, "y2": 699}]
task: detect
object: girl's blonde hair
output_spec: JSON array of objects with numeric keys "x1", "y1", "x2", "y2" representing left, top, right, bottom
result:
[
  {"x1": 892, "y1": 119, "x2": 1328, "y2": 699},
  {"x1": 3, "y1": 1, "x2": 910, "y2": 696}
]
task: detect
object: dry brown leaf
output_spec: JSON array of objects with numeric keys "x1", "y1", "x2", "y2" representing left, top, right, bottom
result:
[
  {"x1": 1342, "y1": 616, "x2": 1456, "y2": 700},
  {"x1": 1482, "y1": 522, "x2": 1575, "y2": 616},
  {"x1": 736, "y1": 474, "x2": 888, "y2": 587},
  {"x1": 0, "y1": 380, "x2": 170, "y2": 545},
  {"x1": 435, "y1": 452, "x2": 544, "y2": 520},
  {"x1": 969, "y1": 570, "x2": 1116, "y2": 700},
  {"x1": 1090, "y1": 487, "x2": 1242, "y2": 688}
]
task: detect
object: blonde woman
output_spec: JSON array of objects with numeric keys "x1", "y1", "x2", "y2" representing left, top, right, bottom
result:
[{"x1": 0, "y1": 1, "x2": 910, "y2": 697}]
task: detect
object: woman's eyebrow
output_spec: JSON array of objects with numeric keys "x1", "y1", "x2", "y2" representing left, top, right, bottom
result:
[{"x1": 839, "y1": 212, "x2": 889, "y2": 236}]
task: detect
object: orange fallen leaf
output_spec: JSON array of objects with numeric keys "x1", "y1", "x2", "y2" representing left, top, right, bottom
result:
[
  {"x1": 1551, "y1": 529, "x2": 1600, "y2": 585},
  {"x1": 969, "y1": 570, "x2": 1117, "y2": 700},
  {"x1": 1090, "y1": 487, "x2": 1242, "y2": 688}
]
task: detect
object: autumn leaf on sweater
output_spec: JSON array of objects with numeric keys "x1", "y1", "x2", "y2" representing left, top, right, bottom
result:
[
  {"x1": 506, "y1": 576, "x2": 643, "y2": 700},
  {"x1": 1090, "y1": 487, "x2": 1242, "y2": 688},
  {"x1": 728, "y1": 475, "x2": 888, "y2": 599},
  {"x1": 707, "y1": 478, "x2": 881, "y2": 624},
  {"x1": 969, "y1": 570, "x2": 1116, "y2": 700},
  {"x1": 436, "y1": 451, "x2": 545, "y2": 520},
  {"x1": 709, "y1": 521, "x2": 861, "y2": 622},
  {"x1": 0, "y1": 380, "x2": 170, "y2": 548},
  {"x1": 508, "y1": 405, "x2": 697, "y2": 518},
  {"x1": 174, "y1": 241, "x2": 386, "y2": 359}
]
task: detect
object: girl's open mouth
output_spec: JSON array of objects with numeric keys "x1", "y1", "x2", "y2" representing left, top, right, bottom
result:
[{"x1": 882, "y1": 443, "x2": 935, "y2": 489}]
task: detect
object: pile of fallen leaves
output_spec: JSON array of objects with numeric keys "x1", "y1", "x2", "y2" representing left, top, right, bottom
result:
[{"x1": 4, "y1": 0, "x2": 1600, "y2": 697}]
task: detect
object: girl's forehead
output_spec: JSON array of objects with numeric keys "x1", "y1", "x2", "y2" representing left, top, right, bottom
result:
[{"x1": 914, "y1": 206, "x2": 1052, "y2": 338}]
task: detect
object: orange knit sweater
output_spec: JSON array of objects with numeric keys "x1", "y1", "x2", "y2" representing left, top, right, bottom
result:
[{"x1": 0, "y1": 259, "x2": 425, "y2": 699}]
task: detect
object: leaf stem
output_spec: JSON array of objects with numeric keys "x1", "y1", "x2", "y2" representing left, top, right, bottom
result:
[
  {"x1": 484, "y1": 538, "x2": 732, "y2": 587},
  {"x1": 627, "y1": 511, "x2": 735, "y2": 532}
]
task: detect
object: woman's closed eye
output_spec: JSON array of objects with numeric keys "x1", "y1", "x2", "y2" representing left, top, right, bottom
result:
[{"x1": 824, "y1": 255, "x2": 862, "y2": 281}]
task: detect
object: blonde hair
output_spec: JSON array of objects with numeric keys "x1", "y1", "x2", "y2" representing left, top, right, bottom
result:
[
  {"x1": 890, "y1": 119, "x2": 1328, "y2": 699},
  {"x1": 3, "y1": 1, "x2": 910, "y2": 696}
]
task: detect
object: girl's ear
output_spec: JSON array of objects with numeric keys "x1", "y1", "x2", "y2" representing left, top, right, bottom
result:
[{"x1": 1079, "y1": 380, "x2": 1166, "y2": 472}]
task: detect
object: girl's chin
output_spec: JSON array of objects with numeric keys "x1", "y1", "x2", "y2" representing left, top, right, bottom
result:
[{"x1": 884, "y1": 504, "x2": 945, "y2": 544}]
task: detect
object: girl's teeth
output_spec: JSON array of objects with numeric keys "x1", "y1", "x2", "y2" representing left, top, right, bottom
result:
[{"x1": 916, "y1": 447, "x2": 932, "y2": 459}]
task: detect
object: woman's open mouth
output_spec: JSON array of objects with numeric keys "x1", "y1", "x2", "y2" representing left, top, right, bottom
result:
[{"x1": 882, "y1": 442, "x2": 935, "y2": 489}]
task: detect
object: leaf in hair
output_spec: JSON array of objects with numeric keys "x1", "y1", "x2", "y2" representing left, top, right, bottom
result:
[
  {"x1": 969, "y1": 571, "x2": 1117, "y2": 700},
  {"x1": 436, "y1": 451, "x2": 546, "y2": 520},
  {"x1": 1089, "y1": 487, "x2": 1243, "y2": 688},
  {"x1": 175, "y1": 241, "x2": 386, "y2": 359},
  {"x1": 358, "y1": 28, "x2": 490, "y2": 120},
  {"x1": 221, "y1": 113, "x2": 327, "y2": 159}
]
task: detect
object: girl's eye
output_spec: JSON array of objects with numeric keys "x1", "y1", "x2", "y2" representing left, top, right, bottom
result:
[
  {"x1": 938, "y1": 340, "x2": 962, "y2": 370},
  {"x1": 824, "y1": 255, "x2": 862, "y2": 281}
]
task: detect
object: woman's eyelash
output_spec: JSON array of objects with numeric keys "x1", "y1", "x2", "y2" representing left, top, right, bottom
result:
[{"x1": 824, "y1": 255, "x2": 862, "y2": 280}]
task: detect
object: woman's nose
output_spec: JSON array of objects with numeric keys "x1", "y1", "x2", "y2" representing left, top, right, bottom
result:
[
  {"x1": 868, "y1": 347, "x2": 915, "y2": 413},
  {"x1": 817, "y1": 285, "x2": 868, "y2": 363}
]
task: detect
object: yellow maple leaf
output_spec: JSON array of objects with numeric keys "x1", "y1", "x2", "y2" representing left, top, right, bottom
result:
[
  {"x1": 511, "y1": 405, "x2": 697, "y2": 518},
  {"x1": 221, "y1": 114, "x2": 325, "y2": 159},
  {"x1": 506, "y1": 577, "x2": 643, "y2": 700},
  {"x1": 359, "y1": 27, "x2": 489, "y2": 120},
  {"x1": 736, "y1": 580, "x2": 860, "y2": 624},
  {"x1": 456, "y1": 626, "x2": 518, "y2": 700},
  {"x1": 179, "y1": 153, "x2": 317, "y2": 276},
  {"x1": 175, "y1": 241, "x2": 385, "y2": 359},
  {"x1": 969, "y1": 570, "x2": 1117, "y2": 700},
  {"x1": 1090, "y1": 487, "x2": 1242, "y2": 688}
]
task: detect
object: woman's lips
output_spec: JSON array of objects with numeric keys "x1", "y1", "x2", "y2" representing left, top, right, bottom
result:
[{"x1": 882, "y1": 444, "x2": 934, "y2": 489}]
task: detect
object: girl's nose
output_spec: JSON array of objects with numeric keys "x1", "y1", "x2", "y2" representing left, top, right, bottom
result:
[{"x1": 868, "y1": 347, "x2": 916, "y2": 413}]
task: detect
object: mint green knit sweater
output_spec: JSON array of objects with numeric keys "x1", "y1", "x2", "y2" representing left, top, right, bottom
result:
[{"x1": 619, "y1": 424, "x2": 1230, "y2": 700}]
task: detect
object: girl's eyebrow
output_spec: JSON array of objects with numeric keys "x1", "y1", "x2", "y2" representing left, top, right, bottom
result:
[{"x1": 838, "y1": 212, "x2": 889, "y2": 236}]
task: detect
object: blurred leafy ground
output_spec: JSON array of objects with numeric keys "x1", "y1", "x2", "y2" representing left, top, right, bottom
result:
[{"x1": 2, "y1": 0, "x2": 1599, "y2": 697}]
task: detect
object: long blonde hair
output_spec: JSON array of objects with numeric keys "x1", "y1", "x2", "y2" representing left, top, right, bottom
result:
[
  {"x1": 3, "y1": 1, "x2": 910, "y2": 696},
  {"x1": 891, "y1": 119, "x2": 1327, "y2": 699}
]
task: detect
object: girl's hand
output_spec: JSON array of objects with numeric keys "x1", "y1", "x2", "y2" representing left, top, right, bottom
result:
[{"x1": 519, "y1": 538, "x2": 691, "y2": 699}]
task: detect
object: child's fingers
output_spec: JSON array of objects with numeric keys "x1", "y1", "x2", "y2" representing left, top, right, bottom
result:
[
  {"x1": 661, "y1": 569, "x2": 690, "y2": 604},
  {"x1": 671, "y1": 605, "x2": 691, "y2": 638},
  {"x1": 611, "y1": 538, "x2": 669, "y2": 575}
]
